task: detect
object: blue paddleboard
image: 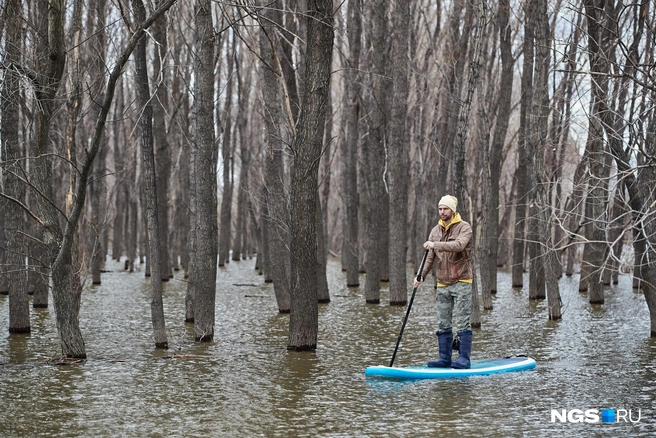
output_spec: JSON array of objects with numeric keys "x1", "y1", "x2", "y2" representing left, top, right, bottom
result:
[{"x1": 365, "y1": 356, "x2": 536, "y2": 379}]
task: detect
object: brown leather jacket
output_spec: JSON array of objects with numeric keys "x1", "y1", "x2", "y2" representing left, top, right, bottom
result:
[{"x1": 421, "y1": 213, "x2": 473, "y2": 285}]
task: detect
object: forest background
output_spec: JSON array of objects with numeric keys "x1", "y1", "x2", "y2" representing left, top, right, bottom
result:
[{"x1": 1, "y1": 0, "x2": 656, "y2": 359}]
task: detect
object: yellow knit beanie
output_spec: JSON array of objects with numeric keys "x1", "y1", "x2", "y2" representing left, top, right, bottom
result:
[{"x1": 438, "y1": 195, "x2": 458, "y2": 212}]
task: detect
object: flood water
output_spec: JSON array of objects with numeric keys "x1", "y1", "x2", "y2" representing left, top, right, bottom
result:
[{"x1": 1, "y1": 256, "x2": 655, "y2": 437}]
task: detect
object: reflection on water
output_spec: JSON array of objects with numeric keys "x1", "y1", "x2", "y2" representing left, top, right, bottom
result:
[{"x1": 1, "y1": 258, "x2": 655, "y2": 436}]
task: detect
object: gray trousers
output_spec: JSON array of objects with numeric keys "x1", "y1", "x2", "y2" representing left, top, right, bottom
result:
[{"x1": 436, "y1": 281, "x2": 472, "y2": 332}]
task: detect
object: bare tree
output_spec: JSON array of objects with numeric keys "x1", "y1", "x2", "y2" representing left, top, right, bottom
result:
[
  {"x1": 530, "y1": 0, "x2": 561, "y2": 318},
  {"x1": 191, "y1": 0, "x2": 218, "y2": 342},
  {"x1": 486, "y1": 0, "x2": 514, "y2": 295},
  {"x1": 132, "y1": 0, "x2": 169, "y2": 349},
  {"x1": 89, "y1": 0, "x2": 109, "y2": 286},
  {"x1": 218, "y1": 32, "x2": 235, "y2": 268},
  {"x1": 362, "y1": 0, "x2": 390, "y2": 304},
  {"x1": 387, "y1": 0, "x2": 412, "y2": 306},
  {"x1": 258, "y1": 0, "x2": 291, "y2": 313},
  {"x1": 1, "y1": 0, "x2": 29, "y2": 333},
  {"x1": 152, "y1": 1, "x2": 174, "y2": 281},
  {"x1": 511, "y1": 0, "x2": 535, "y2": 288},
  {"x1": 14, "y1": 0, "x2": 178, "y2": 358},
  {"x1": 288, "y1": 0, "x2": 333, "y2": 351},
  {"x1": 341, "y1": 0, "x2": 362, "y2": 288}
]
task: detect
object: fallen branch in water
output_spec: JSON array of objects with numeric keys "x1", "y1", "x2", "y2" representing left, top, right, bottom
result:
[
  {"x1": 42, "y1": 357, "x2": 85, "y2": 366},
  {"x1": 170, "y1": 354, "x2": 213, "y2": 359}
]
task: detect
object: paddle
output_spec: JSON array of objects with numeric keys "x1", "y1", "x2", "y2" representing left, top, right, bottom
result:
[{"x1": 389, "y1": 249, "x2": 429, "y2": 367}]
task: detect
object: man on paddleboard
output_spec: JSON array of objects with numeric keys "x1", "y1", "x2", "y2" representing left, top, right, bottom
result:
[{"x1": 413, "y1": 195, "x2": 474, "y2": 369}]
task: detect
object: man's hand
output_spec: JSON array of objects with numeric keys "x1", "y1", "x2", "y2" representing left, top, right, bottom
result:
[
  {"x1": 413, "y1": 276, "x2": 423, "y2": 288},
  {"x1": 423, "y1": 240, "x2": 435, "y2": 250}
]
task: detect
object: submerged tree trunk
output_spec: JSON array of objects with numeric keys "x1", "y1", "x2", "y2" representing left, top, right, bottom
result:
[
  {"x1": 511, "y1": 0, "x2": 535, "y2": 289},
  {"x1": 29, "y1": 236, "x2": 49, "y2": 309},
  {"x1": 218, "y1": 37, "x2": 235, "y2": 268},
  {"x1": 316, "y1": 191, "x2": 330, "y2": 303},
  {"x1": 2, "y1": 0, "x2": 30, "y2": 332},
  {"x1": 388, "y1": 0, "x2": 411, "y2": 306},
  {"x1": 531, "y1": 0, "x2": 561, "y2": 317},
  {"x1": 288, "y1": 0, "x2": 333, "y2": 351},
  {"x1": 341, "y1": 0, "x2": 362, "y2": 288},
  {"x1": 89, "y1": 0, "x2": 109, "y2": 286},
  {"x1": 112, "y1": 79, "x2": 127, "y2": 263},
  {"x1": 488, "y1": 0, "x2": 514, "y2": 293},
  {"x1": 258, "y1": 1, "x2": 291, "y2": 312},
  {"x1": 133, "y1": 0, "x2": 168, "y2": 349},
  {"x1": 192, "y1": 0, "x2": 218, "y2": 342},
  {"x1": 362, "y1": 0, "x2": 390, "y2": 304}
]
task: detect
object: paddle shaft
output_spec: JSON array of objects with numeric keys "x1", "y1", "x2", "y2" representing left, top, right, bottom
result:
[{"x1": 389, "y1": 249, "x2": 429, "y2": 367}]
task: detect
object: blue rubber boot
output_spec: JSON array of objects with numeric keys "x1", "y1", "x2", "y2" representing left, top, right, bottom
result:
[
  {"x1": 427, "y1": 330, "x2": 452, "y2": 368},
  {"x1": 451, "y1": 330, "x2": 472, "y2": 369}
]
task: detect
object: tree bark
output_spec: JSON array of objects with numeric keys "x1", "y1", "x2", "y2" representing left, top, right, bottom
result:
[
  {"x1": 487, "y1": 0, "x2": 514, "y2": 294},
  {"x1": 233, "y1": 63, "x2": 252, "y2": 262},
  {"x1": 112, "y1": 79, "x2": 127, "y2": 263},
  {"x1": 89, "y1": 0, "x2": 109, "y2": 286},
  {"x1": 388, "y1": 0, "x2": 412, "y2": 306},
  {"x1": 341, "y1": 0, "x2": 362, "y2": 288},
  {"x1": 288, "y1": 0, "x2": 333, "y2": 351},
  {"x1": 258, "y1": 0, "x2": 291, "y2": 312},
  {"x1": 531, "y1": 0, "x2": 561, "y2": 317},
  {"x1": 362, "y1": 0, "x2": 390, "y2": 304},
  {"x1": 511, "y1": 0, "x2": 535, "y2": 288},
  {"x1": 192, "y1": 0, "x2": 218, "y2": 342},
  {"x1": 218, "y1": 36, "x2": 235, "y2": 268},
  {"x1": 152, "y1": 4, "x2": 173, "y2": 281},
  {"x1": 133, "y1": 0, "x2": 169, "y2": 349},
  {"x1": 2, "y1": 0, "x2": 30, "y2": 332}
]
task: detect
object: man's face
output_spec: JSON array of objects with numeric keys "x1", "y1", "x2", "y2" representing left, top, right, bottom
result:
[{"x1": 439, "y1": 206, "x2": 454, "y2": 222}]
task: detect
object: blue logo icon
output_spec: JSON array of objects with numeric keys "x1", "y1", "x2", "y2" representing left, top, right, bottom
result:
[{"x1": 602, "y1": 409, "x2": 615, "y2": 423}]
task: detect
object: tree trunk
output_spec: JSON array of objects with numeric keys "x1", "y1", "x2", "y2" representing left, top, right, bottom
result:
[
  {"x1": 258, "y1": 1, "x2": 291, "y2": 312},
  {"x1": 133, "y1": 0, "x2": 169, "y2": 349},
  {"x1": 29, "y1": 235, "x2": 49, "y2": 309},
  {"x1": 185, "y1": 135, "x2": 196, "y2": 322},
  {"x1": 316, "y1": 192, "x2": 330, "y2": 303},
  {"x1": 288, "y1": 0, "x2": 333, "y2": 351},
  {"x1": 388, "y1": 0, "x2": 412, "y2": 306},
  {"x1": 233, "y1": 64, "x2": 253, "y2": 262},
  {"x1": 488, "y1": 0, "x2": 514, "y2": 294},
  {"x1": 192, "y1": 0, "x2": 218, "y2": 342},
  {"x1": 531, "y1": 0, "x2": 560, "y2": 317},
  {"x1": 362, "y1": 0, "x2": 390, "y2": 304},
  {"x1": 341, "y1": 0, "x2": 362, "y2": 288},
  {"x1": 89, "y1": 0, "x2": 109, "y2": 286},
  {"x1": 511, "y1": 0, "x2": 535, "y2": 289},
  {"x1": 152, "y1": 6, "x2": 173, "y2": 281},
  {"x1": 2, "y1": 0, "x2": 30, "y2": 332},
  {"x1": 218, "y1": 36, "x2": 235, "y2": 268},
  {"x1": 478, "y1": 93, "x2": 493, "y2": 311},
  {"x1": 112, "y1": 80, "x2": 126, "y2": 262},
  {"x1": 0, "y1": 208, "x2": 6, "y2": 295}
]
